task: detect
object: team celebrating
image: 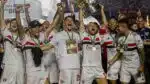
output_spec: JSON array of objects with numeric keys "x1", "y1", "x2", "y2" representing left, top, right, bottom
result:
[{"x1": 0, "y1": 0, "x2": 150, "y2": 84}]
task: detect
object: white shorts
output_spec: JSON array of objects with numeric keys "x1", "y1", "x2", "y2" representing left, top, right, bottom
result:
[
  {"x1": 81, "y1": 66, "x2": 105, "y2": 84},
  {"x1": 120, "y1": 65, "x2": 145, "y2": 83},
  {"x1": 27, "y1": 70, "x2": 48, "y2": 84},
  {"x1": 59, "y1": 69, "x2": 80, "y2": 84},
  {"x1": 107, "y1": 60, "x2": 121, "y2": 80},
  {"x1": 48, "y1": 62, "x2": 59, "y2": 83},
  {"x1": 42, "y1": 51, "x2": 59, "y2": 83},
  {"x1": 0, "y1": 64, "x2": 24, "y2": 84}
]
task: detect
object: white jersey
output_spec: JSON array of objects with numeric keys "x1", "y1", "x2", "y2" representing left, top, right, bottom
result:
[
  {"x1": 50, "y1": 30, "x2": 80, "y2": 70},
  {"x1": 81, "y1": 32, "x2": 103, "y2": 67},
  {"x1": 40, "y1": 31, "x2": 56, "y2": 66},
  {"x1": 118, "y1": 32, "x2": 143, "y2": 68},
  {"x1": 103, "y1": 33, "x2": 117, "y2": 61},
  {"x1": 2, "y1": 29, "x2": 23, "y2": 66},
  {"x1": 22, "y1": 35, "x2": 43, "y2": 73}
]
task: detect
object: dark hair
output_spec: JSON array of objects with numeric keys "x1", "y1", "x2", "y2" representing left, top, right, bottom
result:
[
  {"x1": 64, "y1": 16, "x2": 74, "y2": 21},
  {"x1": 10, "y1": 18, "x2": 16, "y2": 22},
  {"x1": 89, "y1": 22, "x2": 100, "y2": 29},
  {"x1": 29, "y1": 20, "x2": 41, "y2": 28}
]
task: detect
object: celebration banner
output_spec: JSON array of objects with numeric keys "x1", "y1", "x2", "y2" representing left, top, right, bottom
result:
[
  {"x1": 4, "y1": 0, "x2": 42, "y2": 20},
  {"x1": 4, "y1": 0, "x2": 25, "y2": 19}
]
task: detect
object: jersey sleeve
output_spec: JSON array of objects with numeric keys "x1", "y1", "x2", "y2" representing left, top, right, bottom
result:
[
  {"x1": 49, "y1": 34, "x2": 58, "y2": 47},
  {"x1": 1, "y1": 29, "x2": 10, "y2": 38},
  {"x1": 79, "y1": 31, "x2": 86, "y2": 41},
  {"x1": 135, "y1": 34, "x2": 144, "y2": 49},
  {"x1": 101, "y1": 34, "x2": 108, "y2": 45},
  {"x1": 21, "y1": 34, "x2": 31, "y2": 46}
]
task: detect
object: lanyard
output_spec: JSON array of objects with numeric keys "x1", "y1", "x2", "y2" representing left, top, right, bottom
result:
[
  {"x1": 110, "y1": 33, "x2": 116, "y2": 42},
  {"x1": 11, "y1": 33, "x2": 19, "y2": 46},
  {"x1": 66, "y1": 31, "x2": 74, "y2": 40},
  {"x1": 89, "y1": 34, "x2": 96, "y2": 45},
  {"x1": 120, "y1": 31, "x2": 131, "y2": 47}
]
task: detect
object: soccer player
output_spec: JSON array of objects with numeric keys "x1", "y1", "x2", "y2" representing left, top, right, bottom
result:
[
  {"x1": 103, "y1": 17, "x2": 121, "y2": 84},
  {"x1": 39, "y1": 20, "x2": 59, "y2": 84},
  {"x1": 109, "y1": 18, "x2": 145, "y2": 84},
  {"x1": 0, "y1": 1, "x2": 24, "y2": 84},
  {"x1": 79, "y1": 3, "x2": 107, "y2": 84},
  {"x1": 41, "y1": 16, "x2": 81, "y2": 84}
]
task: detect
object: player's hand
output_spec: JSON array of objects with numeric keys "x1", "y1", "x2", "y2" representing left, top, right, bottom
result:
[
  {"x1": 138, "y1": 64, "x2": 144, "y2": 72},
  {"x1": 57, "y1": 2, "x2": 65, "y2": 8},
  {"x1": 108, "y1": 59, "x2": 114, "y2": 65},
  {"x1": 15, "y1": 4, "x2": 23, "y2": 12},
  {"x1": 57, "y1": 2, "x2": 65, "y2": 13},
  {"x1": 61, "y1": 2, "x2": 66, "y2": 8},
  {"x1": 78, "y1": 1, "x2": 85, "y2": 9},
  {"x1": 99, "y1": 4, "x2": 104, "y2": 10}
]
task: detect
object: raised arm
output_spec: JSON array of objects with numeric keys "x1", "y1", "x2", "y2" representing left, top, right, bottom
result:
[
  {"x1": 15, "y1": 4, "x2": 25, "y2": 40},
  {"x1": 24, "y1": 4, "x2": 31, "y2": 25},
  {"x1": 100, "y1": 4, "x2": 108, "y2": 26},
  {"x1": 69, "y1": 0, "x2": 75, "y2": 16},
  {"x1": 53, "y1": 2, "x2": 65, "y2": 29},
  {"x1": 45, "y1": 2, "x2": 65, "y2": 38},
  {"x1": 78, "y1": 2, "x2": 85, "y2": 32},
  {"x1": 0, "y1": 0, "x2": 6, "y2": 28}
]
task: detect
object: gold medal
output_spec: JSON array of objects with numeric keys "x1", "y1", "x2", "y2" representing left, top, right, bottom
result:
[
  {"x1": 66, "y1": 40, "x2": 77, "y2": 54},
  {"x1": 70, "y1": 44, "x2": 74, "y2": 48},
  {"x1": 120, "y1": 48, "x2": 124, "y2": 53}
]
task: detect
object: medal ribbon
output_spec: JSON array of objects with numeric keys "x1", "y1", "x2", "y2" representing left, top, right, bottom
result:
[
  {"x1": 66, "y1": 31, "x2": 74, "y2": 40},
  {"x1": 11, "y1": 33, "x2": 19, "y2": 47},
  {"x1": 119, "y1": 31, "x2": 131, "y2": 49},
  {"x1": 110, "y1": 33, "x2": 117, "y2": 46},
  {"x1": 89, "y1": 34, "x2": 96, "y2": 46}
]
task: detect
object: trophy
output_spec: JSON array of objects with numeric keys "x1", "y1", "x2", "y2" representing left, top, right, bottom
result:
[
  {"x1": 88, "y1": 0, "x2": 101, "y2": 14},
  {"x1": 77, "y1": 0, "x2": 101, "y2": 16}
]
